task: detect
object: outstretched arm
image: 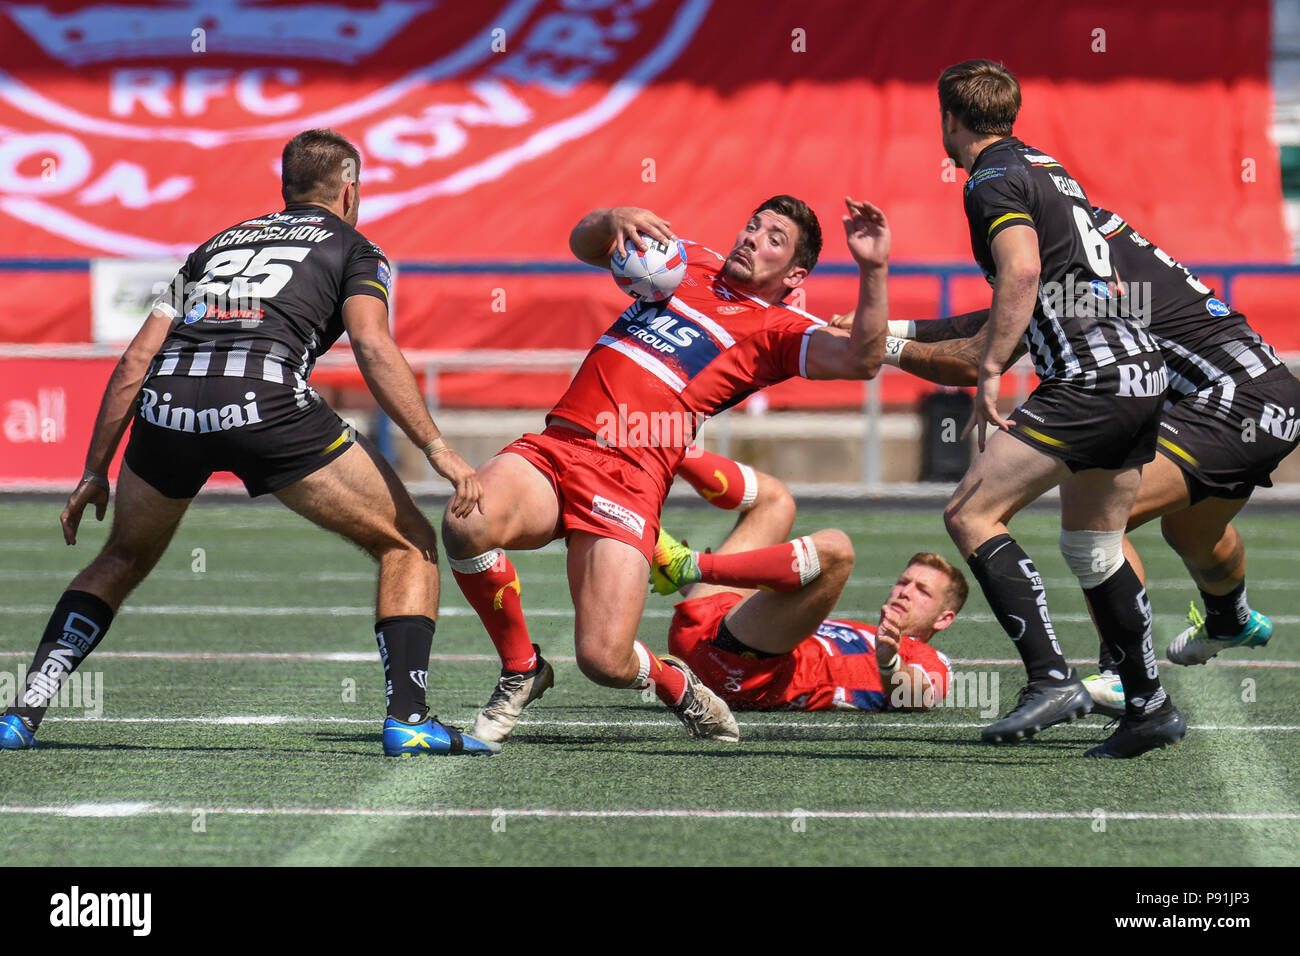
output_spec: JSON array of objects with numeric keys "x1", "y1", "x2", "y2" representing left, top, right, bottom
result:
[
  {"x1": 803, "y1": 198, "x2": 889, "y2": 380},
  {"x1": 62, "y1": 308, "x2": 172, "y2": 545},
  {"x1": 912, "y1": 309, "x2": 990, "y2": 342},
  {"x1": 343, "y1": 294, "x2": 482, "y2": 518},
  {"x1": 893, "y1": 327, "x2": 1029, "y2": 387}
]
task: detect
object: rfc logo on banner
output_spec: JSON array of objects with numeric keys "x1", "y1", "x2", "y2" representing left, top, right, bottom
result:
[{"x1": 0, "y1": 0, "x2": 710, "y2": 256}]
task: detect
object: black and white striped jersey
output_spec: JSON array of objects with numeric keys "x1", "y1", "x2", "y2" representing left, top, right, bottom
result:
[
  {"x1": 1092, "y1": 207, "x2": 1286, "y2": 417},
  {"x1": 147, "y1": 203, "x2": 390, "y2": 402},
  {"x1": 964, "y1": 138, "x2": 1163, "y2": 394}
]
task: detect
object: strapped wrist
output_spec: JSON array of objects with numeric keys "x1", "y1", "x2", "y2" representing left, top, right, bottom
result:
[{"x1": 82, "y1": 469, "x2": 109, "y2": 491}]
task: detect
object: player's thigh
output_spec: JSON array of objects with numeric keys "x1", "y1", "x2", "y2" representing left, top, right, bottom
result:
[
  {"x1": 722, "y1": 579, "x2": 843, "y2": 656},
  {"x1": 1159, "y1": 495, "x2": 1249, "y2": 554},
  {"x1": 567, "y1": 533, "x2": 648, "y2": 676},
  {"x1": 102, "y1": 461, "x2": 194, "y2": 567},
  {"x1": 1123, "y1": 455, "x2": 1190, "y2": 530},
  {"x1": 945, "y1": 429, "x2": 1069, "y2": 539},
  {"x1": 275, "y1": 435, "x2": 433, "y2": 557},
  {"x1": 442, "y1": 451, "x2": 561, "y2": 555},
  {"x1": 1125, "y1": 453, "x2": 1193, "y2": 531},
  {"x1": 1059, "y1": 465, "x2": 1143, "y2": 532}
]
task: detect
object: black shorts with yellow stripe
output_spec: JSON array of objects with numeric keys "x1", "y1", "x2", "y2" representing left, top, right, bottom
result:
[
  {"x1": 124, "y1": 375, "x2": 355, "y2": 499},
  {"x1": 1157, "y1": 366, "x2": 1300, "y2": 503},
  {"x1": 1006, "y1": 379, "x2": 1163, "y2": 473}
]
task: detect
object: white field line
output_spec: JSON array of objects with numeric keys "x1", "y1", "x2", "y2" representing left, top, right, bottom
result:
[
  {"x1": 0, "y1": 649, "x2": 1294, "y2": 669},
  {"x1": 0, "y1": 647, "x2": 1294, "y2": 671},
  {"x1": 3, "y1": 566, "x2": 1300, "y2": 593},
  {"x1": 34, "y1": 715, "x2": 1300, "y2": 732},
  {"x1": 0, "y1": 803, "x2": 1295, "y2": 822},
  {"x1": 4, "y1": 604, "x2": 1300, "y2": 628}
]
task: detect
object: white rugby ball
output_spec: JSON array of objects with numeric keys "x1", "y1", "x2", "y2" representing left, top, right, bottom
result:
[{"x1": 610, "y1": 234, "x2": 688, "y2": 302}]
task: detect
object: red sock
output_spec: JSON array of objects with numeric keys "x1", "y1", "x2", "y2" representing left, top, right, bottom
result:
[
  {"x1": 450, "y1": 550, "x2": 538, "y2": 672},
  {"x1": 677, "y1": 447, "x2": 757, "y2": 510},
  {"x1": 635, "y1": 642, "x2": 688, "y2": 705},
  {"x1": 696, "y1": 536, "x2": 821, "y2": 592}
]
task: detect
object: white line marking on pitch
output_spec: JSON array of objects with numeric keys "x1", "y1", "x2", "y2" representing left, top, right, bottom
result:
[
  {"x1": 4, "y1": 605, "x2": 1300, "y2": 628},
  {"x1": 0, "y1": 804, "x2": 1295, "y2": 822},
  {"x1": 1, "y1": 649, "x2": 1292, "y2": 669},
  {"x1": 36, "y1": 715, "x2": 1300, "y2": 732}
]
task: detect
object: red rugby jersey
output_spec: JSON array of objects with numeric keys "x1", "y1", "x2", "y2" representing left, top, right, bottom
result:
[{"x1": 549, "y1": 242, "x2": 825, "y2": 488}]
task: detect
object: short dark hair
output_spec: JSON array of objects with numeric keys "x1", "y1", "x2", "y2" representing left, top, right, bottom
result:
[
  {"x1": 281, "y1": 129, "x2": 361, "y2": 205},
  {"x1": 937, "y1": 60, "x2": 1021, "y2": 137},
  {"x1": 753, "y1": 195, "x2": 822, "y2": 274},
  {"x1": 907, "y1": 552, "x2": 969, "y2": 614}
]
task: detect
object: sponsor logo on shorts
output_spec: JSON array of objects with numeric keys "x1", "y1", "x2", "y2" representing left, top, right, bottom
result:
[
  {"x1": 1259, "y1": 402, "x2": 1300, "y2": 442},
  {"x1": 1206, "y1": 298, "x2": 1231, "y2": 317},
  {"x1": 590, "y1": 495, "x2": 646, "y2": 538},
  {"x1": 1116, "y1": 360, "x2": 1168, "y2": 398},
  {"x1": 138, "y1": 386, "x2": 262, "y2": 433},
  {"x1": 1014, "y1": 406, "x2": 1046, "y2": 424}
]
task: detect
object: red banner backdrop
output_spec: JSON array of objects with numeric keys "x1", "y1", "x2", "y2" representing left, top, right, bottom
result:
[{"x1": 0, "y1": 0, "x2": 1292, "y2": 483}]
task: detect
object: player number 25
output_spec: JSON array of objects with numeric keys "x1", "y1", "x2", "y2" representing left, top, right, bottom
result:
[{"x1": 193, "y1": 246, "x2": 312, "y2": 300}]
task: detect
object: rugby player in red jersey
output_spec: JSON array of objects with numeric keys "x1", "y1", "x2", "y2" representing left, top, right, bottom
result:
[
  {"x1": 652, "y1": 449, "x2": 965, "y2": 714},
  {"x1": 442, "y1": 196, "x2": 892, "y2": 744}
]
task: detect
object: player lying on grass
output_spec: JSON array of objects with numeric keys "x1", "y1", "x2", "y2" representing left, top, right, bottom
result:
[
  {"x1": 0, "y1": 129, "x2": 494, "y2": 757},
  {"x1": 860, "y1": 204, "x2": 1298, "y2": 719},
  {"x1": 651, "y1": 448, "x2": 966, "y2": 712},
  {"x1": 442, "y1": 196, "x2": 892, "y2": 746}
]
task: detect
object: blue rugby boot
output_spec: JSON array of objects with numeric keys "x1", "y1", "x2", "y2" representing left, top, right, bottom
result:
[
  {"x1": 0, "y1": 714, "x2": 37, "y2": 750},
  {"x1": 382, "y1": 715, "x2": 500, "y2": 757}
]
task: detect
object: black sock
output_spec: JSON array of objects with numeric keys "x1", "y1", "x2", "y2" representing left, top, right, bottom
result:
[
  {"x1": 967, "y1": 534, "x2": 1071, "y2": 682},
  {"x1": 5, "y1": 590, "x2": 113, "y2": 730},
  {"x1": 1097, "y1": 639, "x2": 1116, "y2": 676},
  {"x1": 375, "y1": 615, "x2": 434, "y2": 723},
  {"x1": 1201, "y1": 581, "x2": 1250, "y2": 638},
  {"x1": 1082, "y1": 561, "x2": 1166, "y2": 719}
]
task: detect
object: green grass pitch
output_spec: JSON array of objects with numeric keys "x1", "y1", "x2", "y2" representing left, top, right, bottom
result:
[{"x1": 1, "y1": 496, "x2": 1297, "y2": 866}]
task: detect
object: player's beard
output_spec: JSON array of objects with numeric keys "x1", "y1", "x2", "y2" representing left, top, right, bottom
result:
[{"x1": 721, "y1": 252, "x2": 753, "y2": 287}]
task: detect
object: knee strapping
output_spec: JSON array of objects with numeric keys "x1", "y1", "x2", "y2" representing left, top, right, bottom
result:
[
  {"x1": 448, "y1": 549, "x2": 503, "y2": 575},
  {"x1": 1059, "y1": 529, "x2": 1124, "y2": 589}
]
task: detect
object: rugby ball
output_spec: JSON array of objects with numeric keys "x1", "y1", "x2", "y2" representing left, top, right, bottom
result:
[{"x1": 610, "y1": 234, "x2": 688, "y2": 302}]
